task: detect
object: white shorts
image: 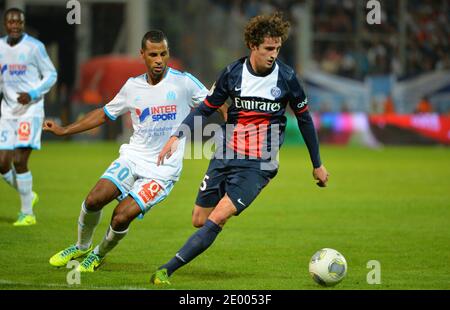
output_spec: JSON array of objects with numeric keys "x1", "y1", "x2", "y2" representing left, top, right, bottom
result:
[
  {"x1": 100, "y1": 156, "x2": 175, "y2": 216},
  {"x1": 0, "y1": 117, "x2": 43, "y2": 150}
]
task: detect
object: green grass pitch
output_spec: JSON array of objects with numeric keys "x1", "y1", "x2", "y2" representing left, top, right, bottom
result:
[{"x1": 0, "y1": 142, "x2": 449, "y2": 290}]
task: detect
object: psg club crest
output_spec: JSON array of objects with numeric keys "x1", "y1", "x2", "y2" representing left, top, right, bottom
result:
[{"x1": 270, "y1": 86, "x2": 281, "y2": 98}]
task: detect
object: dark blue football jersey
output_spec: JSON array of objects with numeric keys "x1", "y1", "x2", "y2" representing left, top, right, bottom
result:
[
  {"x1": 177, "y1": 57, "x2": 320, "y2": 170},
  {"x1": 205, "y1": 57, "x2": 308, "y2": 159}
]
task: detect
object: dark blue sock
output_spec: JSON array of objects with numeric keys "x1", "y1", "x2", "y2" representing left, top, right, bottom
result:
[{"x1": 160, "y1": 219, "x2": 222, "y2": 276}]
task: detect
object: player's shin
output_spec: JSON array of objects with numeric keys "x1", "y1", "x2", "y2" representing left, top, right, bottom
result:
[
  {"x1": 16, "y1": 171, "x2": 33, "y2": 214},
  {"x1": 160, "y1": 219, "x2": 222, "y2": 276},
  {"x1": 94, "y1": 225, "x2": 128, "y2": 257},
  {"x1": 77, "y1": 201, "x2": 102, "y2": 250}
]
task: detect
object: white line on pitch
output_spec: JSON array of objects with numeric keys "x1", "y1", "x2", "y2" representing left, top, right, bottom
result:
[{"x1": 0, "y1": 279, "x2": 150, "y2": 290}]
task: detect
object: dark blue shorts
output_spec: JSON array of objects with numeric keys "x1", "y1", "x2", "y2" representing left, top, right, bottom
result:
[{"x1": 195, "y1": 158, "x2": 278, "y2": 215}]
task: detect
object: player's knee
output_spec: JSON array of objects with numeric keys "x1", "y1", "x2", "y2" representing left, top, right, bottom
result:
[
  {"x1": 84, "y1": 194, "x2": 104, "y2": 211},
  {"x1": 208, "y1": 198, "x2": 236, "y2": 227},
  {"x1": 12, "y1": 157, "x2": 27, "y2": 173},
  {"x1": 111, "y1": 210, "x2": 131, "y2": 231},
  {"x1": 192, "y1": 208, "x2": 210, "y2": 228},
  {"x1": 192, "y1": 216, "x2": 206, "y2": 228},
  {"x1": 208, "y1": 213, "x2": 229, "y2": 227},
  {"x1": 0, "y1": 159, "x2": 11, "y2": 174}
]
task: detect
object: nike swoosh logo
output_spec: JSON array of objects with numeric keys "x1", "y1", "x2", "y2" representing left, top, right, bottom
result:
[
  {"x1": 235, "y1": 86, "x2": 241, "y2": 91},
  {"x1": 175, "y1": 253, "x2": 186, "y2": 263},
  {"x1": 237, "y1": 198, "x2": 246, "y2": 206}
]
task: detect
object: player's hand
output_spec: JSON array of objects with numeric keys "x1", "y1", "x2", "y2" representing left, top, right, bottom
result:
[
  {"x1": 157, "y1": 136, "x2": 180, "y2": 166},
  {"x1": 313, "y1": 165, "x2": 329, "y2": 187},
  {"x1": 17, "y1": 92, "x2": 31, "y2": 105},
  {"x1": 43, "y1": 120, "x2": 67, "y2": 136}
]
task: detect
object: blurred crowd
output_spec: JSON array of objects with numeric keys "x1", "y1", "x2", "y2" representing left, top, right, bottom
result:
[
  {"x1": 313, "y1": 0, "x2": 449, "y2": 80},
  {"x1": 152, "y1": 0, "x2": 300, "y2": 83},
  {"x1": 163, "y1": 0, "x2": 449, "y2": 114},
  {"x1": 156, "y1": 0, "x2": 449, "y2": 83},
  {"x1": 202, "y1": 0, "x2": 449, "y2": 81}
]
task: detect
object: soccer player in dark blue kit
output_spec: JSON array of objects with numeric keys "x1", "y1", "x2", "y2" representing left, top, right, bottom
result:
[{"x1": 151, "y1": 12, "x2": 329, "y2": 285}]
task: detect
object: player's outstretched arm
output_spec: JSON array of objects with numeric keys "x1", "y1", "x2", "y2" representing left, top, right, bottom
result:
[{"x1": 43, "y1": 108, "x2": 108, "y2": 136}]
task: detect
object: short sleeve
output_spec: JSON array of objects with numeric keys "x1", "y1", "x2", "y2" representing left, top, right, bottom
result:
[
  {"x1": 287, "y1": 74, "x2": 309, "y2": 115},
  {"x1": 184, "y1": 72, "x2": 208, "y2": 108},
  {"x1": 103, "y1": 80, "x2": 130, "y2": 121}
]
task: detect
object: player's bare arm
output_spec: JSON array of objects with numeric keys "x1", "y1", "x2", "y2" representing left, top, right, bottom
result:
[
  {"x1": 43, "y1": 108, "x2": 109, "y2": 136},
  {"x1": 217, "y1": 104, "x2": 228, "y2": 122}
]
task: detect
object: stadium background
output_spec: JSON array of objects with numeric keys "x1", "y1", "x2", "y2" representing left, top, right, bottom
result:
[{"x1": 0, "y1": 0, "x2": 449, "y2": 290}]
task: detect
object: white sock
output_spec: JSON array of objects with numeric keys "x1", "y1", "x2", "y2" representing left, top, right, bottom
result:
[
  {"x1": 16, "y1": 172, "x2": 33, "y2": 215},
  {"x1": 94, "y1": 226, "x2": 129, "y2": 257},
  {"x1": 2, "y1": 169, "x2": 17, "y2": 189},
  {"x1": 77, "y1": 202, "x2": 102, "y2": 250}
]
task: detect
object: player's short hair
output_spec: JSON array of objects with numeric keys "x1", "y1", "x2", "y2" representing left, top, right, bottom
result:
[
  {"x1": 244, "y1": 12, "x2": 290, "y2": 49},
  {"x1": 141, "y1": 30, "x2": 168, "y2": 50},
  {"x1": 3, "y1": 7, "x2": 25, "y2": 21}
]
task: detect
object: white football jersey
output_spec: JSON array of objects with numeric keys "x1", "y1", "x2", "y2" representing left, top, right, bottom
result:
[
  {"x1": 0, "y1": 33, "x2": 57, "y2": 118},
  {"x1": 104, "y1": 68, "x2": 208, "y2": 181}
]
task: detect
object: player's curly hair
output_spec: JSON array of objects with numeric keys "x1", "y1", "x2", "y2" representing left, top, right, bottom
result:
[{"x1": 244, "y1": 12, "x2": 290, "y2": 49}]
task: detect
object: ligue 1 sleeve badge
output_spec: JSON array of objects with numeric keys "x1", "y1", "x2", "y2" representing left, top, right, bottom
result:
[{"x1": 270, "y1": 86, "x2": 281, "y2": 98}]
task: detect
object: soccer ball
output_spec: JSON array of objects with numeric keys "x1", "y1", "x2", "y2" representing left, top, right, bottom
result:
[{"x1": 309, "y1": 248, "x2": 347, "y2": 287}]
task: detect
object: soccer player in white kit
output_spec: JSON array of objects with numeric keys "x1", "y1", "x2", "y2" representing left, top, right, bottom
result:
[
  {"x1": 0, "y1": 8, "x2": 57, "y2": 226},
  {"x1": 45, "y1": 30, "x2": 209, "y2": 272}
]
